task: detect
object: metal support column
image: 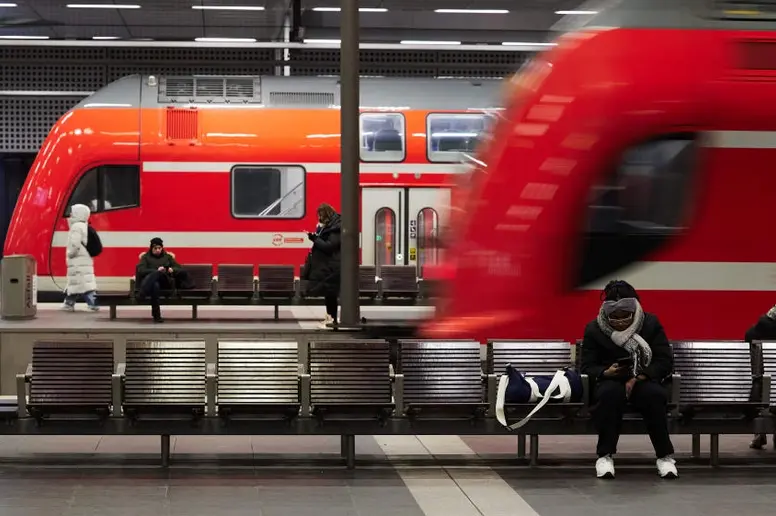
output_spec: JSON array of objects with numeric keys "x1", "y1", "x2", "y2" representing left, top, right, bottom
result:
[
  {"x1": 517, "y1": 435, "x2": 526, "y2": 459},
  {"x1": 710, "y1": 434, "x2": 720, "y2": 467},
  {"x1": 290, "y1": 0, "x2": 302, "y2": 42},
  {"x1": 529, "y1": 435, "x2": 539, "y2": 467},
  {"x1": 161, "y1": 434, "x2": 171, "y2": 467},
  {"x1": 343, "y1": 434, "x2": 356, "y2": 469},
  {"x1": 339, "y1": 0, "x2": 361, "y2": 328},
  {"x1": 691, "y1": 434, "x2": 701, "y2": 459}
]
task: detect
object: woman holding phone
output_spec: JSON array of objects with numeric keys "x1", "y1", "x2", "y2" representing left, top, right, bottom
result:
[{"x1": 580, "y1": 280, "x2": 677, "y2": 480}]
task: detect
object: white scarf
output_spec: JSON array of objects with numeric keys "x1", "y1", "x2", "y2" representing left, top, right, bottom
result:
[{"x1": 596, "y1": 299, "x2": 652, "y2": 377}]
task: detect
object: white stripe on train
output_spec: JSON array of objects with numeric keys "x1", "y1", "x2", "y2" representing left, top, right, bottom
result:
[
  {"x1": 142, "y1": 162, "x2": 473, "y2": 174},
  {"x1": 51, "y1": 231, "x2": 312, "y2": 249}
]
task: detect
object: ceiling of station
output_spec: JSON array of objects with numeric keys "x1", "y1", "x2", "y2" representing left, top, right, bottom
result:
[{"x1": 0, "y1": 0, "x2": 591, "y2": 44}]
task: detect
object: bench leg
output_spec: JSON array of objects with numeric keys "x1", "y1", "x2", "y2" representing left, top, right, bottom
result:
[
  {"x1": 192, "y1": 305, "x2": 198, "y2": 320},
  {"x1": 341, "y1": 435, "x2": 347, "y2": 458},
  {"x1": 529, "y1": 435, "x2": 539, "y2": 467},
  {"x1": 691, "y1": 434, "x2": 701, "y2": 459},
  {"x1": 709, "y1": 434, "x2": 720, "y2": 467},
  {"x1": 109, "y1": 305, "x2": 117, "y2": 320},
  {"x1": 274, "y1": 304, "x2": 279, "y2": 321},
  {"x1": 517, "y1": 435, "x2": 526, "y2": 459},
  {"x1": 161, "y1": 434, "x2": 171, "y2": 467},
  {"x1": 342, "y1": 434, "x2": 356, "y2": 470}
]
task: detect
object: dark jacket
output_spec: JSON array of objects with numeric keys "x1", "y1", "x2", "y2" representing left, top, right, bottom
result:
[
  {"x1": 136, "y1": 249, "x2": 182, "y2": 282},
  {"x1": 745, "y1": 314, "x2": 776, "y2": 343},
  {"x1": 580, "y1": 312, "x2": 673, "y2": 382},
  {"x1": 305, "y1": 214, "x2": 342, "y2": 297}
]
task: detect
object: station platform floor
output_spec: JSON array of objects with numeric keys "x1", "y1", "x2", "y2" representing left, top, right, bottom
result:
[
  {"x1": 1, "y1": 302, "x2": 434, "y2": 331},
  {"x1": 0, "y1": 434, "x2": 773, "y2": 516}
]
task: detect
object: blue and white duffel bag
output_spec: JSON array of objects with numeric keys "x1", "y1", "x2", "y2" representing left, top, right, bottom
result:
[{"x1": 495, "y1": 364, "x2": 583, "y2": 430}]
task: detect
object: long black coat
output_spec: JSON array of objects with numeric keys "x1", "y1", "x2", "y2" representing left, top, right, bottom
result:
[
  {"x1": 745, "y1": 313, "x2": 776, "y2": 342},
  {"x1": 580, "y1": 312, "x2": 673, "y2": 383},
  {"x1": 304, "y1": 214, "x2": 341, "y2": 297}
]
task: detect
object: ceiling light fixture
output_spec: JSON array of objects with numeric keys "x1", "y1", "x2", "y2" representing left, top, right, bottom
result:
[
  {"x1": 304, "y1": 38, "x2": 341, "y2": 43},
  {"x1": 195, "y1": 37, "x2": 257, "y2": 42},
  {"x1": 66, "y1": 3, "x2": 141, "y2": 8},
  {"x1": 400, "y1": 40, "x2": 462, "y2": 45},
  {"x1": 312, "y1": 7, "x2": 388, "y2": 12},
  {"x1": 555, "y1": 10, "x2": 598, "y2": 15},
  {"x1": 0, "y1": 3, "x2": 18, "y2": 7},
  {"x1": 0, "y1": 35, "x2": 49, "y2": 39},
  {"x1": 93, "y1": 36, "x2": 120, "y2": 40},
  {"x1": 192, "y1": 5, "x2": 265, "y2": 10},
  {"x1": 434, "y1": 9, "x2": 508, "y2": 14},
  {"x1": 501, "y1": 42, "x2": 556, "y2": 46}
]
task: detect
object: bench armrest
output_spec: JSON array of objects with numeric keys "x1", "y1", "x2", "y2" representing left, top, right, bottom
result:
[
  {"x1": 761, "y1": 374, "x2": 772, "y2": 409},
  {"x1": 300, "y1": 373, "x2": 311, "y2": 417},
  {"x1": 15, "y1": 362, "x2": 31, "y2": 417},
  {"x1": 580, "y1": 374, "x2": 590, "y2": 408},
  {"x1": 206, "y1": 363, "x2": 217, "y2": 416},
  {"x1": 111, "y1": 362, "x2": 126, "y2": 417},
  {"x1": 670, "y1": 373, "x2": 681, "y2": 416},
  {"x1": 486, "y1": 373, "x2": 498, "y2": 417},
  {"x1": 393, "y1": 373, "x2": 404, "y2": 416}
]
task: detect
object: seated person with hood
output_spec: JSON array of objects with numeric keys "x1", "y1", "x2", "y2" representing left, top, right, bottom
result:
[
  {"x1": 745, "y1": 304, "x2": 776, "y2": 450},
  {"x1": 581, "y1": 280, "x2": 677, "y2": 480},
  {"x1": 135, "y1": 237, "x2": 193, "y2": 323}
]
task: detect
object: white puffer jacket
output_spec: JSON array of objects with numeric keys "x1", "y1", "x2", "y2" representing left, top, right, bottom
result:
[{"x1": 65, "y1": 204, "x2": 97, "y2": 295}]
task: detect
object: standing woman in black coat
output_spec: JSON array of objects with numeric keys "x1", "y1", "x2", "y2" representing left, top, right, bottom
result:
[
  {"x1": 305, "y1": 203, "x2": 342, "y2": 328},
  {"x1": 745, "y1": 305, "x2": 776, "y2": 449},
  {"x1": 581, "y1": 280, "x2": 678, "y2": 480}
]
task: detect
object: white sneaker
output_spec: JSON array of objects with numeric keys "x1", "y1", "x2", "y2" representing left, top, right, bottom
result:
[
  {"x1": 656, "y1": 456, "x2": 678, "y2": 479},
  {"x1": 87, "y1": 305, "x2": 100, "y2": 312},
  {"x1": 318, "y1": 314, "x2": 334, "y2": 329},
  {"x1": 60, "y1": 303, "x2": 74, "y2": 312},
  {"x1": 596, "y1": 455, "x2": 615, "y2": 479}
]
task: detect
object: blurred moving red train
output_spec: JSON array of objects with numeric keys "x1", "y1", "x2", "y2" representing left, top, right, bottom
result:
[{"x1": 424, "y1": 0, "x2": 776, "y2": 342}]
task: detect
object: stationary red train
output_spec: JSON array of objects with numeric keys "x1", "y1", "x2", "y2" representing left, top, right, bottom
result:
[
  {"x1": 423, "y1": 0, "x2": 776, "y2": 342},
  {"x1": 4, "y1": 74, "x2": 500, "y2": 295}
]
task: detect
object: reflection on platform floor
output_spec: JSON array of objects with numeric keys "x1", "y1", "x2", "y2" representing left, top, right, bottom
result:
[{"x1": 0, "y1": 434, "x2": 773, "y2": 516}]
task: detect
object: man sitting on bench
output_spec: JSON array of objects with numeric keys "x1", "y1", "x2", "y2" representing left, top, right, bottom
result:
[{"x1": 136, "y1": 237, "x2": 193, "y2": 323}]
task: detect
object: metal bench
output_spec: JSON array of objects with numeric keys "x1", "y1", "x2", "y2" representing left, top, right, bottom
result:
[
  {"x1": 673, "y1": 341, "x2": 767, "y2": 465},
  {"x1": 380, "y1": 265, "x2": 418, "y2": 300},
  {"x1": 181, "y1": 264, "x2": 216, "y2": 299},
  {"x1": 215, "y1": 264, "x2": 256, "y2": 299},
  {"x1": 306, "y1": 339, "x2": 393, "y2": 468},
  {"x1": 123, "y1": 340, "x2": 207, "y2": 418},
  {"x1": 396, "y1": 340, "x2": 487, "y2": 419},
  {"x1": 216, "y1": 340, "x2": 300, "y2": 420},
  {"x1": 20, "y1": 340, "x2": 114, "y2": 420},
  {"x1": 258, "y1": 265, "x2": 296, "y2": 318},
  {"x1": 755, "y1": 341, "x2": 776, "y2": 446},
  {"x1": 486, "y1": 340, "x2": 586, "y2": 463},
  {"x1": 358, "y1": 265, "x2": 379, "y2": 299}
]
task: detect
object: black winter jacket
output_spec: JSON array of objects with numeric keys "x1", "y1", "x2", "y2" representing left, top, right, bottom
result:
[
  {"x1": 745, "y1": 314, "x2": 776, "y2": 343},
  {"x1": 136, "y1": 250, "x2": 182, "y2": 281},
  {"x1": 580, "y1": 312, "x2": 673, "y2": 383},
  {"x1": 305, "y1": 214, "x2": 342, "y2": 297}
]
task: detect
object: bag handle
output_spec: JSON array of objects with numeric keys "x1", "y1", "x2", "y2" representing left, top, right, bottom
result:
[{"x1": 496, "y1": 370, "x2": 567, "y2": 431}]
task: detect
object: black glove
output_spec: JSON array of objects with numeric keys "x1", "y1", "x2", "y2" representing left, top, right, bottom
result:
[{"x1": 307, "y1": 232, "x2": 317, "y2": 241}]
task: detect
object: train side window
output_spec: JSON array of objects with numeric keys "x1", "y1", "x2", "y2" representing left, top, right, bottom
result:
[
  {"x1": 427, "y1": 113, "x2": 487, "y2": 163},
  {"x1": 231, "y1": 165, "x2": 305, "y2": 219},
  {"x1": 578, "y1": 135, "x2": 700, "y2": 286},
  {"x1": 360, "y1": 113, "x2": 406, "y2": 163},
  {"x1": 65, "y1": 164, "x2": 140, "y2": 215}
]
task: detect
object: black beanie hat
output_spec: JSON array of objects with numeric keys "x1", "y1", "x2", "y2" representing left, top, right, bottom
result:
[{"x1": 150, "y1": 237, "x2": 163, "y2": 248}]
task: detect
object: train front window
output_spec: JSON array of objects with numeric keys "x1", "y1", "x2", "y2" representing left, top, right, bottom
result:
[
  {"x1": 427, "y1": 113, "x2": 488, "y2": 163},
  {"x1": 65, "y1": 164, "x2": 140, "y2": 215},
  {"x1": 578, "y1": 135, "x2": 700, "y2": 286},
  {"x1": 359, "y1": 113, "x2": 406, "y2": 163},
  {"x1": 231, "y1": 165, "x2": 305, "y2": 219}
]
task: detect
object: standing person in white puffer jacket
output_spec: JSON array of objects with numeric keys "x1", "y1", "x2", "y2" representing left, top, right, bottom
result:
[{"x1": 61, "y1": 203, "x2": 99, "y2": 311}]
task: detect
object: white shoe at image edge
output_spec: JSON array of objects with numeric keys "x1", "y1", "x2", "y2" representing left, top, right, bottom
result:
[
  {"x1": 595, "y1": 455, "x2": 615, "y2": 479},
  {"x1": 656, "y1": 456, "x2": 678, "y2": 478},
  {"x1": 318, "y1": 314, "x2": 333, "y2": 329},
  {"x1": 60, "y1": 303, "x2": 74, "y2": 312}
]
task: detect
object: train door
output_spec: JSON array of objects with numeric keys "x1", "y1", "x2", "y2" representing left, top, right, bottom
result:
[{"x1": 361, "y1": 187, "x2": 450, "y2": 277}]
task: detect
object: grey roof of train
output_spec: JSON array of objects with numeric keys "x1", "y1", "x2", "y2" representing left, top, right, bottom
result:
[
  {"x1": 74, "y1": 75, "x2": 505, "y2": 111},
  {"x1": 553, "y1": 0, "x2": 776, "y2": 31}
]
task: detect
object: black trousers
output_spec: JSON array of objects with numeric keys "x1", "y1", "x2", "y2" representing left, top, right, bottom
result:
[
  {"x1": 139, "y1": 270, "x2": 191, "y2": 318},
  {"x1": 324, "y1": 295, "x2": 338, "y2": 320},
  {"x1": 592, "y1": 379, "x2": 675, "y2": 458}
]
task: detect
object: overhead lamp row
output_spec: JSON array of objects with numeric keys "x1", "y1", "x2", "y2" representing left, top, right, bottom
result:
[{"x1": 0, "y1": 3, "x2": 598, "y2": 15}]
